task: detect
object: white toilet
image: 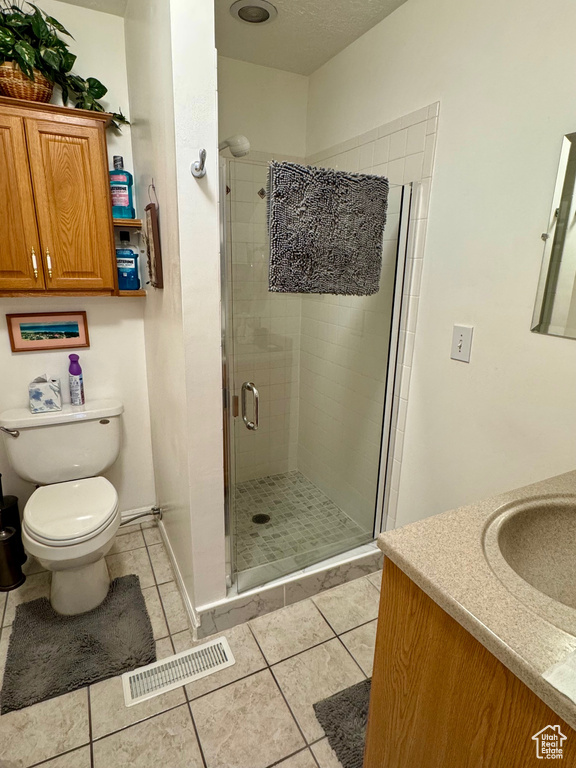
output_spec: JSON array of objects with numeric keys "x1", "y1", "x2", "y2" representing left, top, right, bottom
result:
[{"x1": 0, "y1": 399, "x2": 124, "y2": 615}]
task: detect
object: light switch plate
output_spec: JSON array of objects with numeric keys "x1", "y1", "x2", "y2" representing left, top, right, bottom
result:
[{"x1": 451, "y1": 325, "x2": 474, "y2": 363}]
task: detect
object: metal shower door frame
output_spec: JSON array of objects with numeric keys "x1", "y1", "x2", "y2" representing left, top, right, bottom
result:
[
  {"x1": 219, "y1": 157, "x2": 235, "y2": 588},
  {"x1": 220, "y1": 171, "x2": 414, "y2": 590},
  {"x1": 373, "y1": 183, "x2": 414, "y2": 537}
]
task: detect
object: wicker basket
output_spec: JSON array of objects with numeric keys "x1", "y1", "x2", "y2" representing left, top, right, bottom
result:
[{"x1": 0, "y1": 61, "x2": 53, "y2": 103}]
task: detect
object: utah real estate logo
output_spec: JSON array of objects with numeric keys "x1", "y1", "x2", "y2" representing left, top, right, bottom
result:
[{"x1": 532, "y1": 725, "x2": 567, "y2": 759}]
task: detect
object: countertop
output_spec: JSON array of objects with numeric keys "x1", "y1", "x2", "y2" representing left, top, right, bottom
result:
[{"x1": 378, "y1": 469, "x2": 576, "y2": 730}]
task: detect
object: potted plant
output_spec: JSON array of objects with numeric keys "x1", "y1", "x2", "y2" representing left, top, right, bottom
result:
[{"x1": 0, "y1": 1, "x2": 127, "y2": 127}]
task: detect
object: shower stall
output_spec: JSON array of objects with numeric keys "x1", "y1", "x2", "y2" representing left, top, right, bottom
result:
[{"x1": 221, "y1": 156, "x2": 413, "y2": 593}]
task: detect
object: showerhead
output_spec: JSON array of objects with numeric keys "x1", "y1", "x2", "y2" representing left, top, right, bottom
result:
[{"x1": 219, "y1": 135, "x2": 250, "y2": 158}]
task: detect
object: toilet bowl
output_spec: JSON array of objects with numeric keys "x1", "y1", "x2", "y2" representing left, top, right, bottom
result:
[
  {"x1": 0, "y1": 399, "x2": 124, "y2": 615},
  {"x1": 22, "y1": 477, "x2": 120, "y2": 615}
]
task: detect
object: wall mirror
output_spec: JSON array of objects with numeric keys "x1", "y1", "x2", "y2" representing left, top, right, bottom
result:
[{"x1": 532, "y1": 132, "x2": 576, "y2": 339}]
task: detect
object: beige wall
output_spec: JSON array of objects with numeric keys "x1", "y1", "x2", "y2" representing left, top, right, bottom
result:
[
  {"x1": 43, "y1": 0, "x2": 134, "y2": 177},
  {"x1": 306, "y1": 0, "x2": 576, "y2": 527},
  {"x1": 217, "y1": 57, "x2": 309, "y2": 157},
  {"x1": 0, "y1": 0, "x2": 155, "y2": 515},
  {"x1": 169, "y1": 0, "x2": 225, "y2": 608},
  {"x1": 126, "y1": 0, "x2": 226, "y2": 610}
]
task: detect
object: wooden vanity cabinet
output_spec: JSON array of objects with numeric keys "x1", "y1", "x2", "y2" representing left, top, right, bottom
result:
[
  {"x1": 0, "y1": 96, "x2": 117, "y2": 295},
  {"x1": 365, "y1": 559, "x2": 576, "y2": 767}
]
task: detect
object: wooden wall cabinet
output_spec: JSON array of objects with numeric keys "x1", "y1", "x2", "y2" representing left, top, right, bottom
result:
[
  {"x1": 0, "y1": 96, "x2": 118, "y2": 296},
  {"x1": 365, "y1": 559, "x2": 576, "y2": 767}
]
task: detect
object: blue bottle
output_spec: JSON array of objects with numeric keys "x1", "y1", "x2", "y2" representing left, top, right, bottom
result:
[
  {"x1": 116, "y1": 231, "x2": 140, "y2": 290},
  {"x1": 109, "y1": 156, "x2": 135, "y2": 219}
]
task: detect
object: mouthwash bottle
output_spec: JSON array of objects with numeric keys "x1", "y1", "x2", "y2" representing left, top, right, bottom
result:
[
  {"x1": 109, "y1": 156, "x2": 135, "y2": 219},
  {"x1": 116, "y1": 231, "x2": 140, "y2": 290}
]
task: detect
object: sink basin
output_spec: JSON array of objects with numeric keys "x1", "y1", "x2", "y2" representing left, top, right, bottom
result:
[{"x1": 483, "y1": 494, "x2": 576, "y2": 633}]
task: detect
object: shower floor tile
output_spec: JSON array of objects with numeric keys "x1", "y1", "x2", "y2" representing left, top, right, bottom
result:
[{"x1": 234, "y1": 471, "x2": 368, "y2": 572}]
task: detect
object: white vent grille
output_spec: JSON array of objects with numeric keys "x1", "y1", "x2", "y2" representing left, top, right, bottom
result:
[{"x1": 122, "y1": 637, "x2": 235, "y2": 707}]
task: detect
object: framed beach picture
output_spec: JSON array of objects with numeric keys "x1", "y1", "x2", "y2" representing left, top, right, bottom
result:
[{"x1": 6, "y1": 312, "x2": 90, "y2": 353}]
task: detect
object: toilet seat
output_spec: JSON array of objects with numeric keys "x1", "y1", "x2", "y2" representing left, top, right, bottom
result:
[{"x1": 24, "y1": 477, "x2": 119, "y2": 547}]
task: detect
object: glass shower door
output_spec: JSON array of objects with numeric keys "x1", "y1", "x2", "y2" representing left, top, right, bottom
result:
[{"x1": 223, "y1": 157, "x2": 412, "y2": 592}]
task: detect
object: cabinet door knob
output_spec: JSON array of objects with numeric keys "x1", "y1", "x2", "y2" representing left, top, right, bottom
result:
[
  {"x1": 46, "y1": 248, "x2": 53, "y2": 279},
  {"x1": 31, "y1": 247, "x2": 38, "y2": 279}
]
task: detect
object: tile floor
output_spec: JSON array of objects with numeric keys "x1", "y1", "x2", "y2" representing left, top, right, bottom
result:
[
  {"x1": 0, "y1": 520, "x2": 382, "y2": 768},
  {"x1": 235, "y1": 471, "x2": 369, "y2": 572}
]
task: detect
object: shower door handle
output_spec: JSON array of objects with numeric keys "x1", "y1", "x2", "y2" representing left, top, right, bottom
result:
[{"x1": 241, "y1": 382, "x2": 259, "y2": 431}]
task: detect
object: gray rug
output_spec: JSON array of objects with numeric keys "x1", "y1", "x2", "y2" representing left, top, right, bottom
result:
[
  {"x1": 267, "y1": 161, "x2": 389, "y2": 296},
  {"x1": 1, "y1": 574, "x2": 156, "y2": 714},
  {"x1": 314, "y1": 678, "x2": 371, "y2": 768}
]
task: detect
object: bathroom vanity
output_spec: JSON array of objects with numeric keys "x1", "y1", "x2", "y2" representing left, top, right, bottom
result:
[{"x1": 365, "y1": 471, "x2": 576, "y2": 767}]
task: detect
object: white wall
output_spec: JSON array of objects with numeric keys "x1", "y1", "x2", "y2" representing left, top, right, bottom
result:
[
  {"x1": 42, "y1": 0, "x2": 133, "y2": 178},
  {"x1": 0, "y1": 297, "x2": 155, "y2": 512},
  {"x1": 170, "y1": 0, "x2": 225, "y2": 609},
  {"x1": 217, "y1": 57, "x2": 308, "y2": 157},
  {"x1": 125, "y1": 0, "x2": 203, "y2": 611},
  {"x1": 306, "y1": 0, "x2": 576, "y2": 527},
  {"x1": 0, "y1": 1, "x2": 155, "y2": 513}
]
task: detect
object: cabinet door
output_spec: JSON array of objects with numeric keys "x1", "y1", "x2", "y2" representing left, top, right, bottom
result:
[
  {"x1": 0, "y1": 114, "x2": 44, "y2": 291},
  {"x1": 25, "y1": 117, "x2": 116, "y2": 291}
]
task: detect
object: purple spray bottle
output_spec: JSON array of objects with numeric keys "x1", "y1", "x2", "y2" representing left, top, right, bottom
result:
[{"x1": 69, "y1": 354, "x2": 85, "y2": 406}]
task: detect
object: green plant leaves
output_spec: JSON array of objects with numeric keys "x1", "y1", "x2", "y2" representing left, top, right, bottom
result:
[
  {"x1": 39, "y1": 44, "x2": 60, "y2": 70},
  {"x1": 29, "y1": 7, "x2": 48, "y2": 40},
  {"x1": 14, "y1": 39, "x2": 34, "y2": 76},
  {"x1": 0, "y1": 27, "x2": 15, "y2": 54},
  {"x1": 60, "y1": 49, "x2": 75, "y2": 72},
  {"x1": 43, "y1": 14, "x2": 72, "y2": 38},
  {"x1": 4, "y1": 11, "x2": 31, "y2": 28},
  {"x1": 0, "y1": 3, "x2": 127, "y2": 129},
  {"x1": 86, "y1": 76, "x2": 106, "y2": 98}
]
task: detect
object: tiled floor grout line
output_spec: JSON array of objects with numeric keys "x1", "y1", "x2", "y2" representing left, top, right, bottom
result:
[
  {"x1": 308, "y1": 745, "x2": 323, "y2": 768},
  {"x1": 335, "y1": 633, "x2": 369, "y2": 679},
  {"x1": 184, "y1": 699, "x2": 209, "y2": 768},
  {"x1": 90, "y1": 701, "x2": 186, "y2": 744},
  {"x1": 29, "y1": 743, "x2": 91, "y2": 768},
  {"x1": 87, "y1": 685, "x2": 95, "y2": 768},
  {"x1": 241, "y1": 622, "x2": 332, "y2": 768},
  {"x1": 269, "y1": 664, "x2": 314, "y2": 751},
  {"x1": 0, "y1": 594, "x2": 7, "y2": 643},
  {"x1": 153, "y1": 582, "x2": 173, "y2": 643},
  {"x1": 266, "y1": 745, "x2": 319, "y2": 768},
  {"x1": 163, "y1": 594, "x2": 379, "y2": 708},
  {"x1": 245, "y1": 621, "x2": 314, "y2": 760},
  {"x1": 308, "y1": 597, "x2": 371, "y2": 679},
  {"x1": 4, "y1": 523, "x2": 378, "y2": 768}
]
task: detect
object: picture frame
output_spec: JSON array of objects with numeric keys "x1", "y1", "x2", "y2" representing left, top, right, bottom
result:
[
  {"x1": 145, "y1": 202, "x2": 164, "y2": 289},
  {"x1": 6, "y1": 312, "x2": 90, "y2": 353}
]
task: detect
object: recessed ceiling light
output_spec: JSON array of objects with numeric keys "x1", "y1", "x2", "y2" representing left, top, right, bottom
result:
[{"x1": 230, "y1": 0, "x2": 277, "y2": 25}]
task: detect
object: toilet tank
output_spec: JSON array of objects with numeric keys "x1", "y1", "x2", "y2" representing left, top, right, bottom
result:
[{"x1": 0, "y1": 399, "x2": 123, "y2": 485}]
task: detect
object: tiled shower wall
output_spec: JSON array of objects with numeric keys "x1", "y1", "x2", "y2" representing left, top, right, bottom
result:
[
  {"x1": 300, "y1": 105, "x2": 438, "y2": 531},
  {"x1": 227, "y1": 104, "x2": 438, "y2": 530},
  {"x1": 228, "y1": 157, "x2": 302, "y2": 483}
]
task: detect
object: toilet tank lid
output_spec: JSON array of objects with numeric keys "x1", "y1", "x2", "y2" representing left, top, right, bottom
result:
[{"x1": 0, "y1": 399, "x2": 124, "y2": 429}]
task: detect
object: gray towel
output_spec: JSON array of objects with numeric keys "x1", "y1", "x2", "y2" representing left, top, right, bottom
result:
[{"x1": 267, "y1": 161, "x2": 389, "y2": 296}]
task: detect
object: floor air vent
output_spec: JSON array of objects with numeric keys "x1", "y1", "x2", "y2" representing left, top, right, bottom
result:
[{"x1": 122, "y1": 636, "x2": 235, "y2": 707}]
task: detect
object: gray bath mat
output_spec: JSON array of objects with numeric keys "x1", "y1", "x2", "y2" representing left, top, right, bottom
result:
[
  {"x1": 313, "y1": 678, "x2": 371, "y2": 768},
  {"x1": 267, "y1": 161, "x2": 388, "y2": 295},
  {"x1": 1, "y1": 574, "x2": 156, "y2": 714}
]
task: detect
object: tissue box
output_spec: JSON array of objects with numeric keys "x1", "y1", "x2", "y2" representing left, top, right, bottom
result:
[{"x1": 29, "y1": 376, "x2": 62, "y2": 414}]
